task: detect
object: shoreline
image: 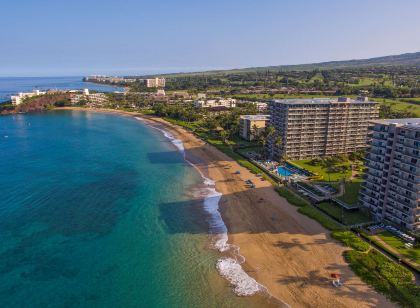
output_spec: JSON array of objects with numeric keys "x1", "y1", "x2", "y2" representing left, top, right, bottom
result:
[
  {"x1": 55, "y1": 107, "x2": 395, "y2": 307},
  {"x1": 134, "y1": 116, "x2": 272, "y2": 300}
]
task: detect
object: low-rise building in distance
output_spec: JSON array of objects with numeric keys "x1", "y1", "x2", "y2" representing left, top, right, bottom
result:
[
  {"x1": 194, "y1": 98, "x2": 236, "y2": 109},
  {"x1": 239, "y1": 115, "x2": 270, "y2": 141},
  {"x1": 239, "y1": 101, "x2": 268, "y2": 113}
]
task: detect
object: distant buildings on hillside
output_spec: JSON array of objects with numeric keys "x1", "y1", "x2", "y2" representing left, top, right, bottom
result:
[
  {"x1": 266, "y1": 97, "x2": 379, "y2": 160},
  {"x1": 141, "y1": 77, "x2": 166, "y2": 88},
  {"x1": 84, "y1": 76, "x2": 166, "y2": 88},
  {"x1": 11, "y1": 90, "x2": 46, "y2": 105},
  {"x1": 194, "y1": 98, "x2": 236, "y2": 109},
  {"x1": 84, "y1": 76, "x2": 137, "y2": 84},
  {"x1": 239, "y1": 115, "x2": 270, "y2": 141},
  {"x1": 360, "y1": 118, "x2": 420, "y2": 233},
  {"x1": 240, "y1": 101, "x2": 267, "y2": 112}
]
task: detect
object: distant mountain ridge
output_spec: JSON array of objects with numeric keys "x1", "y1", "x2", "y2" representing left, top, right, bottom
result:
[
  {"x1": 274, "y1": 51, "x2": 420, "y2": 70},
  {"x1": 156, "y1": 51, "x2": 420, "y2": 77}
]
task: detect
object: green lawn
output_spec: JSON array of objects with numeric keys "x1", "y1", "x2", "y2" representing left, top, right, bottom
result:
[
  {"x1": 379, "y1": 98, "x2": 420, "y2": 117},
  {"x1": 292, "y1": 159, "x2": 352, "y2": 182},
  {"x1": 337, "y1": 181, "x2": 363, "y2": 205},
  {"x1": 377, "y1": 231, "x2": 420, "y2": 265},
  {"x1": 317, "y1": 202, "x2": 371, "y2": 225}
]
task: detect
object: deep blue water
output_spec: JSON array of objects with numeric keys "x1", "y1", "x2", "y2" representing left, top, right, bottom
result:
[
  {"x1": 0, "y1": 77, "x2": 124, "y2": 103},
  {"x1": 0, "y1": 110, "x2": 259, "y2": 307}
]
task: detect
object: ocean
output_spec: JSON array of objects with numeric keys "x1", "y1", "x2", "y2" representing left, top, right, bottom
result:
[
  {"x1": 0, "y1": 110, "x2": 275, "y2": 307},
  {"x1": 0, "y1": 76, "x2": 125, "y2": 103}
]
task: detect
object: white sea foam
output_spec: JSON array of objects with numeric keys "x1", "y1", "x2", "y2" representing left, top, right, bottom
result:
[
  {"x1": 135, "y1": 117, "x2": 267, "y2": 297},
  {"x1": 216, "y1": 258, "x2": 263, "y2": 296}
]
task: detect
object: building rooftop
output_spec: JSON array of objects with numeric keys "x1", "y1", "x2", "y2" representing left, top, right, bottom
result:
[
  {"x1": 371, "y1": 118, "x2": 420, "y2": 129},
  {"x1": 240, "y1": 115, "x2": 270, "y2": 120},
  {"x1": 270, "y1": 97, "x2": 377, "y2": 105}
]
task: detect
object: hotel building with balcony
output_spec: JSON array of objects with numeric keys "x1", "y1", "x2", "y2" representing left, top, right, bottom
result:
[
  {"x1": 359, "y1": 119, "x2": 420, "y2": 233},
  {"x1": 266, "y1": 97, "x2": 379, "y2": 160}
]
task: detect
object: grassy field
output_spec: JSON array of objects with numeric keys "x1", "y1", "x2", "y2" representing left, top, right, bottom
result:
[
  {"x1": 379, "y1": 98, "x2": 420, "y2": 117},
  {"x1": 292, "y1": 159, "x2": 352, "y2": 182},
  {"x1": 400, "y1": 97, "x2": 420, "y2": 104},
  {"x1": 377, "y1": 231, "x2": 420, "y2": 265},
  {"x1": 336, "y1": 180, "x2": 363, "y2": 205},
  {"x1": 317, "y1": 202, "x2": 371, "y2": 225}
]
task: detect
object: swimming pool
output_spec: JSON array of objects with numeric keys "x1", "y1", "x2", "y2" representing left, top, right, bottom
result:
[{"x1": 278, "y1": 166, "x2": 293, "y2": 176}]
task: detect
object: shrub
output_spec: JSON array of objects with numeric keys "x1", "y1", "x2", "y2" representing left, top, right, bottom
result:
[
  {"x1": 298, "y1": 206, "x2": 341, "y2": 231},
  {"x1": 276, "y1": 187, "x2": 309, "y2": 207},
  {"x1": 345, "y1": 250, "x2": 420, "y2": 308},
  {"x1": 332, "y1": 231, "x2": 369, "y2": 252}
]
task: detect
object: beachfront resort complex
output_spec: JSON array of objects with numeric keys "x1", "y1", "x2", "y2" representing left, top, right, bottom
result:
[
  {"x1": 360, "y1": 119, "x2": 420, "y2": 232},
  {"x1": 266, "y1": 97, "x2": 380, "y2": 160},
  {"x1": 11, "y1": 90, "x2": 46, "y2": 105},
  {"x1": 69, "y1": 89, "x2": 109, "y2": 106}
]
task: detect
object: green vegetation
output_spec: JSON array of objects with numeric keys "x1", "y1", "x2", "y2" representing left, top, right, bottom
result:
[
  {"x1": 331, "y1": 231, "x2": 369, "y2": 252},
  {"x1": 276, "y1": 187, "x2": 342, "y2": 231},
  {"x1": 336, "y1": 181, "x2": 363, "y2": 205},
  {"x1": 297, "y1": 204, "x2": 342, "y2": 231},
  {"x1": 317, "y1": 202, "x2": 371, "y2": 225},
  {"x1": 292, "y1": 156, "x2": 353, "y2": 182},
  {"x1": 377, "y1": 231, "x2": 420, "y2": 265},
  {"x1": 345, "y1": 250, "x2": 420, "y2": 308},
  {"x1": 379, "y1": 98, "x2": 420, "y2": 117},
  {"x1": 276, "y1": 186, "x2": 310, "y2": 207}
]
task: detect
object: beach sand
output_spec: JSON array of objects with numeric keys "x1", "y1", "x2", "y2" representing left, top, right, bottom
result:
[{"x1": 59, "y1": 107, "x2": 394, "y2": 308}]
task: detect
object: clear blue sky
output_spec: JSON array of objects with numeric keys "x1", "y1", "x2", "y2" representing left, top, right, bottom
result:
[{"x1": 1, "y1": 0, "x2": 420, "y2": 76}]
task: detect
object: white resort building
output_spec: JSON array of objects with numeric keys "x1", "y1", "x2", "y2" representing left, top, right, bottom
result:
[
  {"x1": 70, "y1": 89, "x2": 109, "y2": 106},
  {"x1": 11, "y1": 90, "x2": 47, "y2": 105},
  {"x1": 194, "y1": 98, "x2": 236, "y2": 109}
]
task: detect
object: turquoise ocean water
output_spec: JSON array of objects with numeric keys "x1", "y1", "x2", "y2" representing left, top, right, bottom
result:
[{"x1": 0, "y1": 110, "x2": 273, "y2": 308}]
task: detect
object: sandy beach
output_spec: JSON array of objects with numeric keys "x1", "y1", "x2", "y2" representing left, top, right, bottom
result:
[{"x1": 59, "y1": 107, "x2": 394, "y2": 307}]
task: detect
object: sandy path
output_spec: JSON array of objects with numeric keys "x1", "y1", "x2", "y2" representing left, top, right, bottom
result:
[{"x1": 59, "y1": 108, "x2": 394, "y2": 307}]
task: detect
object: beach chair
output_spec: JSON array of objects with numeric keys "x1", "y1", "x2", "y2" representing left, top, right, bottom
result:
[{"x1": 331, "y1": 273, "x2": 343, "y2": 287}]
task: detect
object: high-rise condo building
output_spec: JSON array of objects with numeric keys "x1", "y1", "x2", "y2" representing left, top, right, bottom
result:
[
  {"x1": 359, "y1": 119, "x2": 420, "y2": 233},
  {"x1": 267, "y1": 97, "x2": 379, "y2": 160}
]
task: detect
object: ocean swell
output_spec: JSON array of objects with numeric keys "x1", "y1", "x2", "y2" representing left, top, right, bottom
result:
[{"x1": 135, "y1": 117, "x2": 265, "y2": 297}]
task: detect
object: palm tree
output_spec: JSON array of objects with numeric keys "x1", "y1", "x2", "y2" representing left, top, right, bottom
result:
[
  {"x1": 251, "y1": 123, "x2": 259, "y2": 141},
  {"x1": 264, "y1": 126, "x2": 276, "y2": 158},
  {"x1": 275, "y1": 135, "x2": 283, "y2": 162},
  {"x1": 258, "y1": 135, "x2": 267, "y2": 158},
  {"x1": 220, "y1": 129, "x2": 229, "y2": 144}
]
